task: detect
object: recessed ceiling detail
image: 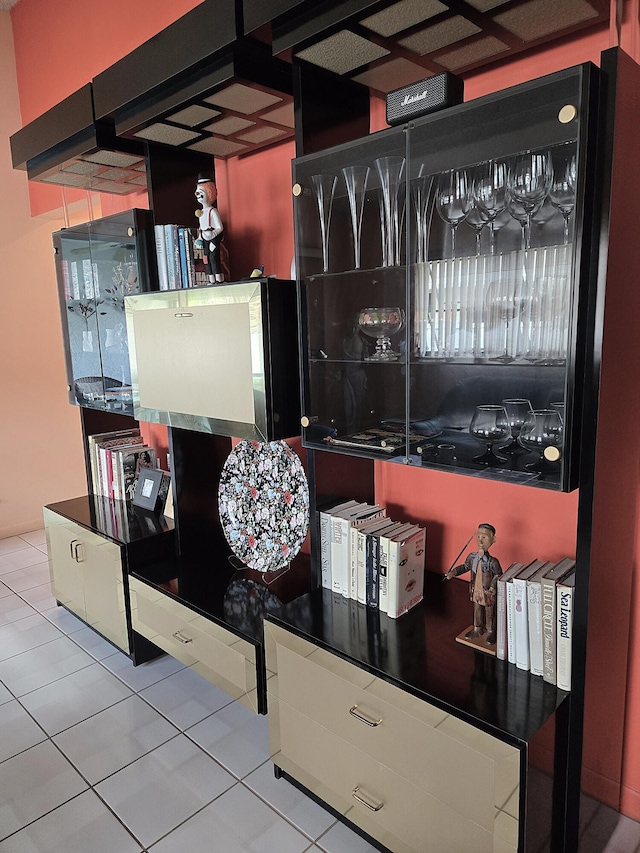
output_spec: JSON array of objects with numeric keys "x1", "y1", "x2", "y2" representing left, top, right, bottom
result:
[
  {"x1": 360, "y1": 0, "x2": 447, "y2": 37},
  {"x1": 296, "y1": 30, "x2": 391, "y2": 75},
  {"x1": 353, "y1": 57, "x2": 434, "y2": 92},
  {"x1": 399, "y1": 16, "x2": 482, "y2": 55},
  {"x1": 493, "y1": 0, "x2": 599, "y2": 42},
  {"x1": 166, "y1": 105, "x2": 222, "y2": 127},
  {"x1": 204, "y1": 83, "x2": 283, "y2": 114}
]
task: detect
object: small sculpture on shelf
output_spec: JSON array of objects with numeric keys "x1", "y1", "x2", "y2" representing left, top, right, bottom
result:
[
  {"x1": 194, "y1": 173, "x2": 224, "y2": 283},
  {"x1": 444, "y1": 522, "x2": 502, "y2": 653}
]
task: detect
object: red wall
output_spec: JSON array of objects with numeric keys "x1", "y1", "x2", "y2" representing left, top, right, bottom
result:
[{"x1": 9, "y1": 0, "x2": 640, "y2": 820}]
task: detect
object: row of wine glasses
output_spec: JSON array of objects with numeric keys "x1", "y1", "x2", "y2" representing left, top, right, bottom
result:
[
  {"x1": 436, "y1": 147, "x2": 577, "y2": 258},
  {"x1": 470, "y1": 401, "x2": 564, "y2": 470}
]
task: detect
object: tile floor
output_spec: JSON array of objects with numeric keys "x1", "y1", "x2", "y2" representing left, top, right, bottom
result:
[{"x1": 0, "y1": 529, "x2": 639, "y2": 852}]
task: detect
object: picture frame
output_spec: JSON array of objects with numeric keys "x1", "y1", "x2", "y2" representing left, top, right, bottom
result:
[{"x1": 132, "y1": 467, "x2": 165, "y2": 511}]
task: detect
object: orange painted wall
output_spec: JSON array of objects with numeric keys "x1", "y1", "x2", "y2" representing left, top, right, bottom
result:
[{"x1": 6, "y1": 0, "x2": 640, "y2": 824}]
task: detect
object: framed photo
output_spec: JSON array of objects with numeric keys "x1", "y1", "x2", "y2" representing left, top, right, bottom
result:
[{"x1": 132, "y1": 467, "x2": 165, "y2": 511}]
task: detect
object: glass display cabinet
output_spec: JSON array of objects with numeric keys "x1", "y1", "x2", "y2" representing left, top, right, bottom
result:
[
  {"x1": 294, "y1": 64, "x2": 598, "y2": 491},
  {"x1": 53, "y1": 209, "x2": 158, "y2": 416}
]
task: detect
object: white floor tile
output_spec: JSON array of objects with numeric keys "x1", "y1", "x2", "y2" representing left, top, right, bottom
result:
[
  {"x1": 53, "y1": 695, "x2": 179, "y2": 784},
  {"x1": 0, "y1": 548, "x2": 49, "y2": 572},
  {"x1": 139, "y1": 666, "x2": 232, "y2": 730},
  {"x1": 0, "y1": 537, "x2": 32, "y2": 557},
  {"x1": 315, "y1": 820, "x2": 383, "y2": 853},
  {"x1": 244, "y1": 762, "x2": 336, "y2": 841},
  {"x1": 18, "y1": 584, "x2": 57, "y2": 612},
  {"x1": 68, "y1": 626, "x2": 121, "y2": 660},
  {"x1": 0, "y1": 789, "x2": 144, "y2": 852},
  {"x1": 0, "y1": 591, "x2": 36, "y2": 626},
  {"x1": 0, "y1": 740, "x2": 87, "y2": 841},
  {"x1": 101, "y1": 649, "x2": 185, "y2": 691},
  {"x1": 0, "y1": 613, "x2": 63, "y2": 661},
  {"x1": 42, "y1": 606, "x2": 85, "y2": 634},
  {"x1": 0, "y1": 582, "x2": 11, "y2": 599},
  {"x1": 95, "y1": 734, "x2": 236, "y2": 848},
  {"x1": 0, "y1": 635, "x2": 95, "y2": 697},
  {"x1": 19, "y1": 529, "x2": 47, "y2": 547},
  {"x1": 186, "y1": 700, "x2": 270, "y2": 779},
  {"x1": 0, "y1": 700, "x2": 47, "y2": 762},
  {"x1": 149, "y1": 780, "x2": 311, "y2": 853},
  {"x1": 0, "y1": 682, "x2": 13, "y2": 705},
  {"x1": 19, "y1": 662, "x2": 133, "y2": 735},
  {"x1": 1, "y1": 564, "x2": 51, "y2": 593}
]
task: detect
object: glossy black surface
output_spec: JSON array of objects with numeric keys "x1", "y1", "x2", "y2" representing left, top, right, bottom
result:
[{"x1": 267, "y1": 571, "x2": 567, "y2": 745}]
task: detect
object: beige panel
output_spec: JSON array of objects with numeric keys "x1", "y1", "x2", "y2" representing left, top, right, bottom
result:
[
  {"x1": 494, "y1": 809, "x2": 519, "y2": 848},
  {"x1": 132, "y1": 303, "x2": 255, "y2": 423},
  {"x1": 130, "y1": 578, "x2": 257, "y2": 707},
  {"x1": 276, "y1": 699, "x2": 496, "y2": 853},
  {"x1": 44, "y1": 508, "x2": 86, "y2": 621},
  {"x1": 274, "y1": 642, "x2": 507, "y2": 830}
]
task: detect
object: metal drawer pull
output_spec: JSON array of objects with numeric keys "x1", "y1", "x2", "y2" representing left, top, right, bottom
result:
[
  {"x1": 172, "y1": 630, "x2": 193, "y2": 644},
  {"x1": 69, "y1": 540, "x2": 85, "y2": 563},
  {"x1": 349, "y1": 705, "x2": 382, "y2": 727},
  {"x1": 352, "y1": 786, "x2": 384, "y2": 812}
]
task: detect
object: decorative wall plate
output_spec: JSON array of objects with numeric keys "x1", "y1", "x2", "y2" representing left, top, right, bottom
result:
[{"x1": 218, "y1": 439, "x2": 310, "y2": 572}]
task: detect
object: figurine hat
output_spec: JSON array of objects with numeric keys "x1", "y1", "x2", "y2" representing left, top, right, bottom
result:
[{"x1": 197, "y1": 172, "x2": 214, "y2": 184}]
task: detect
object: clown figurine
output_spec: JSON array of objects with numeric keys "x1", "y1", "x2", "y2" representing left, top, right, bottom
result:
[{"x1": 195, "y1": 173, "x2": 224, "y2": 283}]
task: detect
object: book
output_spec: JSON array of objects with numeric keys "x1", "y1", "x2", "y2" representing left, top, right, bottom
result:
[
  {"x1": 495, "y1": 562, "x2": 525, "y2": 660},
  {"x1": 541, "y1": 557, "x2": 576, "y2": 685},
  {"x1": 356, "y1": 518, "x2": 397, "y2": 605},
  {"x1": 329, "y1": 503, "x2": 369, "y2": 596},
  {"x1": 527, "y1": 561, "x2": 554, "y2": 676},
  {"x1": 348, "y1": 505, "x2": 386, "y2": 599},
  {"x1": 318, "y1": 500, "x2": 359, "y2": 590},
  {"x1": 364, "y1": 521, "x2": 406, "y2": 608},
  {"x1": 154, "y1": 225, "x2": 169, "y2": 290},
  {"x1": 87, "y1": 429, "x2": 141, "y2": 495},
  {"x1": 387, "y1": 525, "x2": 426, "y2": 619},
  {"x1": 513, "y1": 559, "x2": 547, "y2": 671},
  {"x1": 119, "y1": 445, "x2": 157, "y2": 501},
  {"x1": 378, "y1": 522, "x2": 415, "y2": 614},
  {"x1": 335, "y1": 504, "x2": 386, "y2": 598},
  {"x1": 556, "y1": 570, "x2": 576, "y2": 691},
  {"x1": 164, "y1": 224, "x2": 179, "y2": 289}
]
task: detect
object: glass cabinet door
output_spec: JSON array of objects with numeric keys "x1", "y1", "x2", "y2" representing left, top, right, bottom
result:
[
  {"x1": 295, "y1": 62, "x2": 598, "y2": 491},
  {"x1": 54, "y1": 209, "x2": 156, "y2": 415}
]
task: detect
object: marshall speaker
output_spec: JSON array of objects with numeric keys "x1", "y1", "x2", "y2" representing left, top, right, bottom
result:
[{"x1": 386, "y1": 72, "x2": 464, "y2": 126}]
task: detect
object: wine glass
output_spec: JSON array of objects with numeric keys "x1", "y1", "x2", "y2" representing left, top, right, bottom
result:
[
  {"x1": 518, "y1": 409, "x2": 563, "y2": 472},
  {"x1": 469, "y1": 405, "x2": 511, "y2": 466},
  {"x1": 507, "y1": 151, "x2": 554, "y2": 250},
  {"x1": 358, "y1": 307, "x2": 405, "y2": 361},
  {"x1": 549, "y1": 152, "x2": 577, "y2": 244},
  {"x1": 506, "y1": 191, "x2": 543, "y2": 251},
  {"x1": 375, "y1": 156, "x2": 405, "y2": 267},
  {"x1": 311, "y1": 174, "x2": 337, "y2": 273},
  {"x1": 436, "y1": 169, "x2": 471, "y2": 258},
  {"x1": 472, "y1": 160, "x2": 508, "y2": 254},
  {"x1": 466, "y1": 202, "x2": 490, "y2": 256},
  {"x1": 501, "y1": 398, "x2": 533, "y2": 454}
]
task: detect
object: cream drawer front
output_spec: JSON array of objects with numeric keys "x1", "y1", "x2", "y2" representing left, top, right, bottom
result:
[
  {"x1": 273, "y1": 698, "x2": 516, "y2": 853},
  {"x1": 130, "y1": 578, "x2": 257, "y2": 709},
  {"x1": 265, "y1": 623, "x2": 520, "y2": 833}
]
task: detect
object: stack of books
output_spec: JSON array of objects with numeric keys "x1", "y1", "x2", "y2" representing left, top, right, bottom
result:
[
  {"x1": 318, "y1": 501, "x2": 426, "y2": 619},
  {"x1": 496, "y1": 556, "x2": 576, "y2": 689},
  {"x1": 88, "y1": 429, "x2": 157, "y2": 501},
  {"x1": 154, "y1": 225, "x2": 209, "y2": 290}
]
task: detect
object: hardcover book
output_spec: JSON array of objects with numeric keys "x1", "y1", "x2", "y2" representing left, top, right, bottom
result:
[
  {"x1": 513, "y1": 559, "x2": 547, "y2": 671},
  {"x1": 386, "y1": 525, "x2": 426, "y2": 619},
  {"x1": 527, "y1": 561, "x2": 555, "y2": 676},
  {"x1": 318, "y1": 500, "x2": 359, "y2": 590},
  {"x1": 356, "y1": 518, "x2": 397, "y2": 605},
  {"x1": 495, "y1": 562, "x2": 525, "y2": 661},
  {"x1": 556, "y1": 570, "x2": 577, "y2": 691},
  {"x1": 541, "y1": 557, "x2": 576, "y2": 685}
]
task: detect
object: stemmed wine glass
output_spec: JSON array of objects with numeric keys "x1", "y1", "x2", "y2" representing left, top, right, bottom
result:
[
  {"x1": 506, "y1": 192, "x2": 543, "y2": 251},
  {"x1": 375, "y1": 156, "x2": 405, "y2": 267},
  {"x1": 342, "y1": 165, "x2": 370, "y2": 269},
  {"x1": 466, "y1": 202, "x2": 490, "y2": 256},
  {"x1": 469, "y1": 404, "x2": 511, "y2": 466},
  {"x1": 549, "y1": 152, "x2": 577, "y2": 244},
  {"x1": 501, "y1": 398, "x2": 533, "y2": 454},
  {"x1": 472, "y1": 160, "x2": 508, "y2": 254},
  {"x1": 436, "y1": 169, "x2": 471, "y2": 258},
  {"x1": 507, "y1": 151, "x2": 554, "y2": 250},
  {"x1": 518, "y1": 409, "x2": 563, "y2": 472}
]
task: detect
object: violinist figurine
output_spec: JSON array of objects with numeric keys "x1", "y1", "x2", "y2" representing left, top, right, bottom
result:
[
  {"x1": 444, "y1": 523, "x2": 502, "y2": 646},
  {"x1": 195, "y1": 173, "x2": 224, "y2": 283}
]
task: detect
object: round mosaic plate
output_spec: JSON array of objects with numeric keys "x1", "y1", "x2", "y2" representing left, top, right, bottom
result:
[{"x1": 218, "y1": 440, "x2": 310, "y2": 573}]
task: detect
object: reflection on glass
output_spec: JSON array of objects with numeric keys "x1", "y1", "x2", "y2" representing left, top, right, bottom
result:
[
  {"x1": 311, "y1": 174, "x2": 337, "y2": 273},
  {"x1": 342, "y1": 165, "x2": 370, "y2": 270},
  {"x1": 469, "y1": 404, "x2": 511, "y2": 466},
  {"x1": 375, "y1": 156, "x2": 405, "y2": 267},
  {"x1": 358, "y1": 307, "x2": 404, "y2": 361}
]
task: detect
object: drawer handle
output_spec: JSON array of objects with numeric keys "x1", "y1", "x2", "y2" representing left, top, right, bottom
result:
[
  {"x1": 352, "y1": 786, "x2": 384, "y2": 812},
  {"x1": 349, "y1": 705, "x2": 382, "y2": 727},
  {"x1": 69, "y1": 539, "x2": 85, "y2": 563},
  {"x1": 172, "y1": 630, "x2": 193, "y2": 644}
]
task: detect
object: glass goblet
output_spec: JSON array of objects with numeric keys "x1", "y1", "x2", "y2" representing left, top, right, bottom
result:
[
  {"x1": 436, "y1": 168, "x2": 471, "y2": 258},
  {"x1": 549, "y1": 153, "x2": 577, "y2": 244},
  {"x1": 472, "y1": 159, "x2": 508, "y2": 254},
  {"x1": 501, "y1": 398, "x2": 533, "y2": 454},
  {"x1": 507, "y1": 151, "x2": 554, "y2": 250},
  {"x1": 518, "y1": 409, "x2": 563, "y2": 472},
  {"x1": 469, "y1": 405, "x2": 511, "y2": 466},
  {"x1": 358, "y1": 307, "x2": 405, "y2": 361}
]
